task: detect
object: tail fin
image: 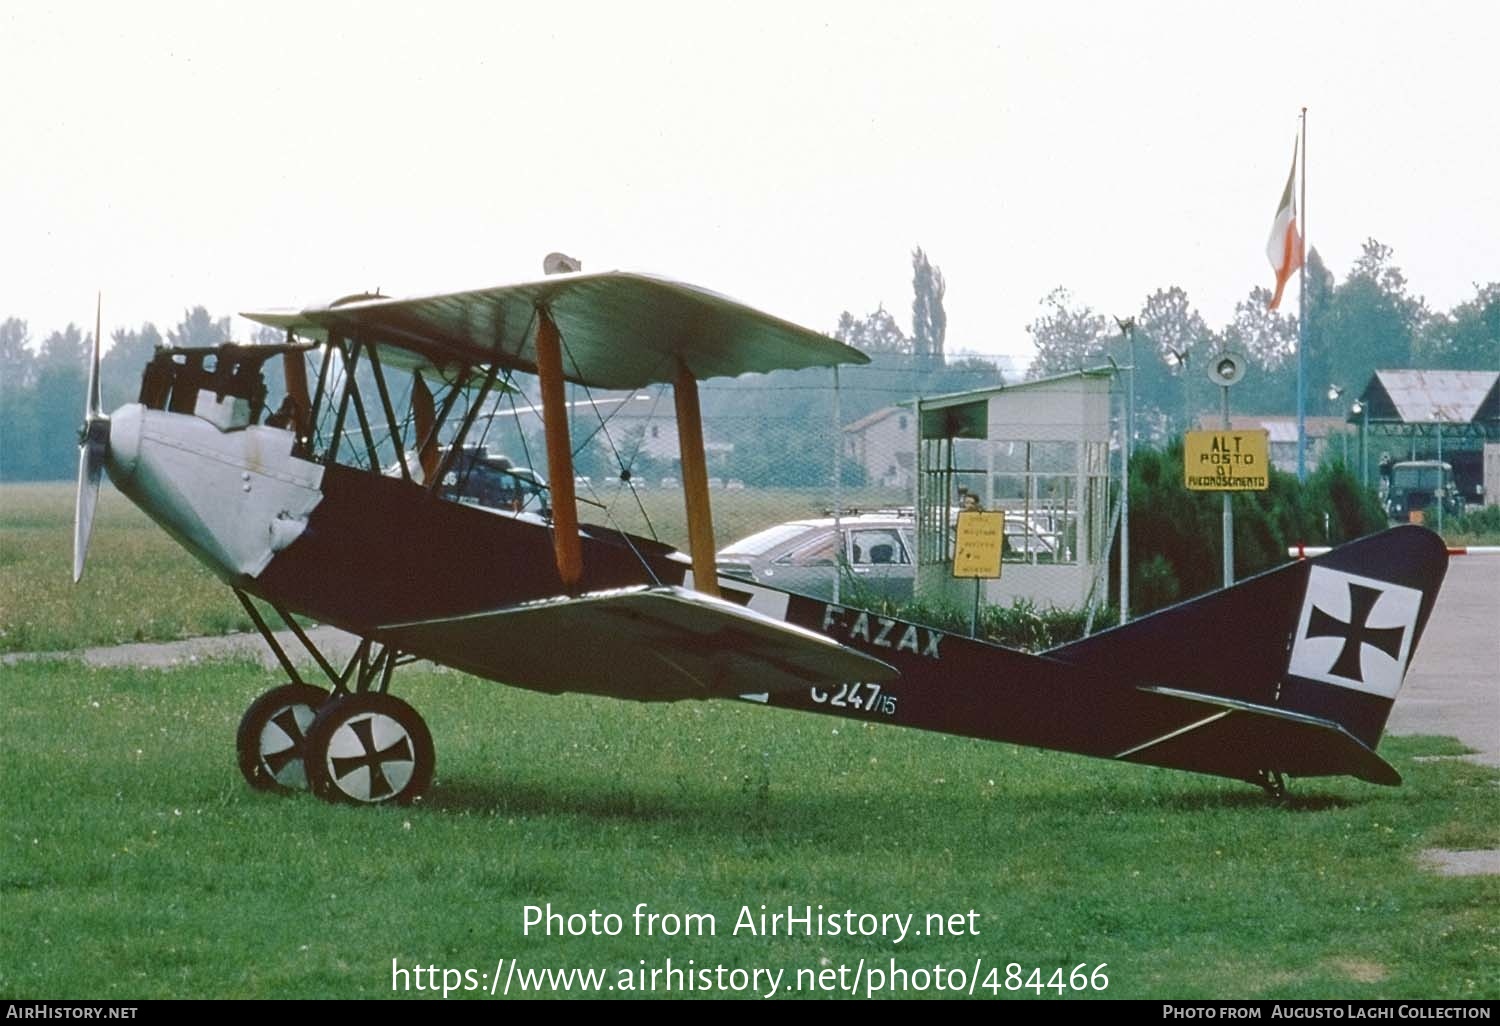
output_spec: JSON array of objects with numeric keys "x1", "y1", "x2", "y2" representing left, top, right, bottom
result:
[{"x1": 1049, "y1": 526, "x2": 1448, "y2": 778}]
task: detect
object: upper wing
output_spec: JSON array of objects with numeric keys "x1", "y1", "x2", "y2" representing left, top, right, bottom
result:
[
  {"x1": 377, "y1": 585, "x2": 897, "y2": 702},
  {"x1": 243, "y1": 271, "x2": 868, "y2": 390}
]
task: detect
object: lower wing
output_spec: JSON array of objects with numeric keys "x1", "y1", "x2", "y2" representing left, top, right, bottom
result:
[{"x1": 378, "y1": 585, "x2": 897, "y2": 702}]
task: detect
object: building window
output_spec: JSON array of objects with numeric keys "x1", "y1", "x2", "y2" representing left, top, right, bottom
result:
[{"x1": 919, "y1": 438, "x2": 1106, "y2": 568}]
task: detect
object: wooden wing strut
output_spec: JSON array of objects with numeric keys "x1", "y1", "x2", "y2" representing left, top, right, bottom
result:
[
  {"x1": 536, "y1": 310, "x2": 583, "y2": 590},
  {"x1": 281, "y1": 348, "x2": 311, "y2": 444},
  {"x1": 411, "y1": 371, "x2": 440, "y2": 485},
  {"x1": 674, "y1": 356, "x2": 719, "y2": 597}
]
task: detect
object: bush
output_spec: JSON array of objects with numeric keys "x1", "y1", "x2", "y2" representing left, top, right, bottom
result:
[
  {"x1": 1135, "y1": 553, "x2": 1181, "y2": 612},
  {"x1": 1302, "y1": 457, "x2": 1388, "y2": 545},
  {"x1": 1446, "y1": 503, "x2": 1500, "y2": 543},
  {"x1": 1123, "y1": 443, "x2": 1387, "y2": 617}
]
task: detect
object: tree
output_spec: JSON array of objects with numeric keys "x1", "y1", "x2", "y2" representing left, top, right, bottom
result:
[
  {"x1": 928, "y1": 354, "x2": 1003, "y2": 394},
  {"x1": 1024, "y1": 287, "x2": 1110, "y2": 378},
  {"x1": 29, "y1": 325, "x2": 91, "y2": 479},
  {"x1": 101, "y1": 323, "x2": 163, "y2": 410},
  {"x1": 1138, "y1": 287, "x2": 1208, "y2": 363},
  {"x1": 1135, "y1": 286, "x2": 1211, "y2": 438},
  {"x1": 0, "y1": 318, "x2": 42, "y2": 480},
  {"x1": 1296, "y1": 245, "x2": 1338, "y2": 413},
  {"x1": 1, "y1": 317, "x2": 34, "y2": 390},
  {"x1": 1319, "y1": 239, "x2": 1426, "y2": 392},
  {"x1": 39, "y1": 323, "x2": 88, "y2": 371},
  {"x1": 910, "y1": 247, "x2": 947, "y2": 368},
  {"x1": 1231, "y1": 286, "x2": 1298, "y2": 372},
  {"x1": 1415, "y1": 282, "x2": 1500, "y2": 369},
  {"x1": 835, "y1": 305, "x2": 909, "y2": 355},
  {"x1": 1221, "y1": 286, "x2": 1300, "y2": 415},
  {"x1": 168, "y1": 307, "x2": 231, "y2": 349},
  {"x1": 249, "y1": 323, "x2": 291, "y2": 404}
]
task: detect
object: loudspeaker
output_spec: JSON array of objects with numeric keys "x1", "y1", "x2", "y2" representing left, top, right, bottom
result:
[{"x1": 1207, "y1": 351, "x2": 1248, "y2": 387}]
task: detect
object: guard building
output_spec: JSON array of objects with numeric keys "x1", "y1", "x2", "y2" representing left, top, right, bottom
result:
[{"x1": 913, "y1": 368, "x2": 1115, "y2": 611}]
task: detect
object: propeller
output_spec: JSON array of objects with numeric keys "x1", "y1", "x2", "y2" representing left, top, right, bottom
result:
[{"x1": 73, "y1": 294, "x2": 109, "y2": 582}]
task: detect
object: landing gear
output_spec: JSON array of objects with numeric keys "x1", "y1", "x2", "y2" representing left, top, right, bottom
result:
[
  {"x1": 236, "y1": 682, "x2": 331, "y2": 792},
  {"x1": 232, "y1": 590, "x2": 433, "y2": 806},
  {"x1": 304, "y1": 692, "x2": 434, "y2": 805},
  {"x1": 1253, "y1": 769, "x2": 1289, "y2": 801}
]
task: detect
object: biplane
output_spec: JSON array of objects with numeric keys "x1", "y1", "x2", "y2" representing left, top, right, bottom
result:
[{"x1": 72, "y1": 266, "x2": 1448, "y2": 805}]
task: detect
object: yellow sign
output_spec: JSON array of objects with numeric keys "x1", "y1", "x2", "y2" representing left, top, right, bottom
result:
[
  {"x1": 1184, "y1": 430, "x2": 1270, "y2": 491},
  {"x1": 953, "y1": 511, "x2": 1004, "y2": 578}
]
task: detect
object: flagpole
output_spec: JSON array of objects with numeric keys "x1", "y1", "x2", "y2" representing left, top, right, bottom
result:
[{"x1": 1296, "y1": 107, "x2": 1308, "y2": 482}]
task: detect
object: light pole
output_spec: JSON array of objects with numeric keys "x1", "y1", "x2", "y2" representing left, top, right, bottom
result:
[
  {"x1": 1436, "y1": 412, "x2": 1445, "y2": 533},
  {"x1": 1351, "y1": 399, "x2": 1368, "y2": 487},
  {"x1": 1327, "y1": 385, "x2": 1346, "y2": 466},
  {"x1": 1115, "y1": 316, "x2": 1136, "y2": 623},
  {"x1": 1208, "y1": 352, "x2": 1248, "y2": 589},
  {"x1": 1168, "y1": 346, "x2": 1191, "y2": 437}
]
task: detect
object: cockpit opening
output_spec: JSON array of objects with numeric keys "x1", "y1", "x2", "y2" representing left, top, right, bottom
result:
[{"x1": 138, "y1": 342, "x2": 304, "y2": 432}]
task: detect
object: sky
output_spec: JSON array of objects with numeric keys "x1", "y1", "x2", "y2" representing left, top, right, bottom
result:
[{"x1": 3, "y1": 1, "x2": 1497, "y2": 369}]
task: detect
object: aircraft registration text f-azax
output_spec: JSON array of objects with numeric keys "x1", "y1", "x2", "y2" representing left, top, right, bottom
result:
[{"x1": 820, "y1": 606, "x2": 943, "y2": 659}]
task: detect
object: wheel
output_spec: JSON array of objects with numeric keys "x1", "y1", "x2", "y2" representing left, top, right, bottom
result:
[
  {"x1": 236, "y1": 683, "x2": 331, "y2": 793},
  {"x1": 303, "y1": 692, "x2": 434, "y2": 806}
]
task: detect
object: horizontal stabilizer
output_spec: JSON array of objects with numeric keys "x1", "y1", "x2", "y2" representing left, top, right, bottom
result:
[
  {"x1": 379, "y1": 585, "x2": 897, "y2": 702},
  {"x1": 1124, "y1": 686, "x2": 1400, "y2": 786}
]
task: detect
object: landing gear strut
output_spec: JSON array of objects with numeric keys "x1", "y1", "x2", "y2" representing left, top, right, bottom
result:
[
  {"x1": 1253, "y1": 769, "x2": 1289, "y2": 801},
  {"x1": 232, "y1": 591, "x2": 434, "y2": 805}
]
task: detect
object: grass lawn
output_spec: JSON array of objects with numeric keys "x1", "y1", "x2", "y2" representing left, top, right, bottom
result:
[
  {"x1": 1, "y1": 659, "x2": 1495, "y2": 1000},
  {"x1": 3, "y1": 480, "x2": 1495, "y2": 1001}
]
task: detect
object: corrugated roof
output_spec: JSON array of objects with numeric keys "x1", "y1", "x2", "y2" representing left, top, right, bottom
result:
[
  {"x1": 913, "y1": 365, "x2": 1114, "y2": 411},
  {"x1": 1368, "y1": 370, "x2": 1499, "y2": 424}
]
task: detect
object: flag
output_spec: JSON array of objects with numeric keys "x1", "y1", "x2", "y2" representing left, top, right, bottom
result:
[{"x1": 1265, "y1": 142, "x2": 1302, "y2": 310}]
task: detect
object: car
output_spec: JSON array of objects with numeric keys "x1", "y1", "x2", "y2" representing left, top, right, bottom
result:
[
  {"x1": 716, "y1": 508, "x2": 1069, "y2": 603},
  {"x1": 389, "y1": 444, "x2": 551, "y2": 518},
  {"x1": 1000, "y1": 512, "x2": 1065, "y2": 560},
  {"x1": 716, "y1": 512, "x2": 918, "y2": 603}
]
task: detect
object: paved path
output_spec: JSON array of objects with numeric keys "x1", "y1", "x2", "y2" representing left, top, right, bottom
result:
[
  {"x1": 4, "y1": 624, "x2": 362, "y2": 673},
  {"x1": 1385, "y1": 558, "x2": 1500, "y2": 767}
]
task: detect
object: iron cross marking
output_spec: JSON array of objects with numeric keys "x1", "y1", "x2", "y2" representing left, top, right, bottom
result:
[
  {"x1": 1305, "y1": 582, "x2": 1408, "y2": 684},
  {"x1": 264, "y1": 707, "x2": 309, "y2": 776},
  {"x1": 331, "y1": 718, "x2": 414, "y2": 800}
]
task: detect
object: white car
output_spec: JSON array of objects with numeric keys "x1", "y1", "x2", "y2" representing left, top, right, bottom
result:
[{"x1": 716, "y1": 513, "x2": 917, "y2": 603}]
